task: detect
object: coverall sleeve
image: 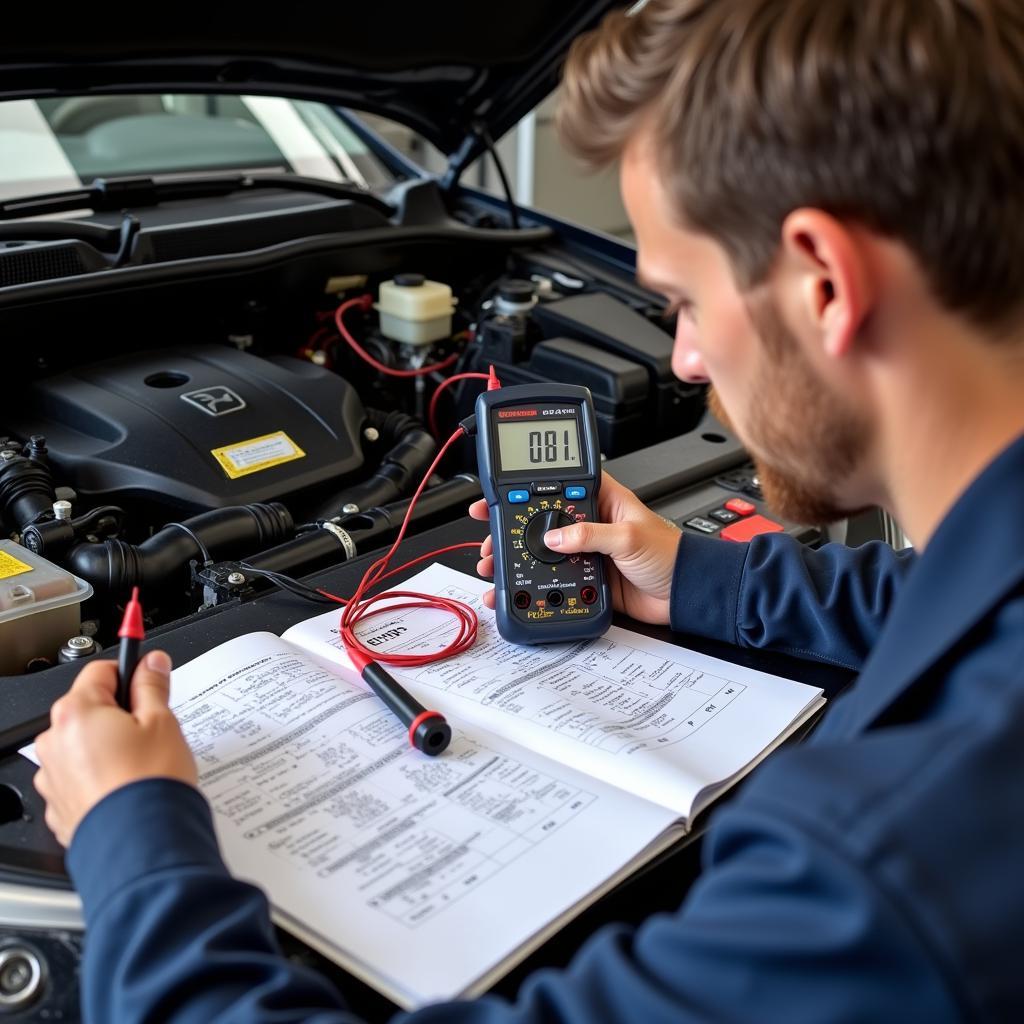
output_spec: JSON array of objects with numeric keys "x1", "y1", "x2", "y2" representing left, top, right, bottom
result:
[{"x1": 670, "y1": 532, "x2": 915, "y2": 670}]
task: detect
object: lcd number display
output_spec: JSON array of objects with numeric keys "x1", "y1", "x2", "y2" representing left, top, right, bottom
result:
[{"x1": 497, "y1": 418, "x2": 582, "y2": 471}]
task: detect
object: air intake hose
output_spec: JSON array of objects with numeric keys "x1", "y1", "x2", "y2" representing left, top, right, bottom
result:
[
  {"x1": 68, "y1": 502, "x2": 293, "y2": 596},
  {"x1": 0, "y1": 452, "x2": 56, "y2": 532}
]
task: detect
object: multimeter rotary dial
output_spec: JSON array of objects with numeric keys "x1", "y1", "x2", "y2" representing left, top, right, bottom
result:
[{"x1": 522, "y1": 508, "x2": 574, "y2": 563}]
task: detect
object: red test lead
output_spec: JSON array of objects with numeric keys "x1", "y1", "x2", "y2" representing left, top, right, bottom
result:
[
  {"x1": 317, "y1": 421, "x2": 494, "y2": 756},
  {"x1": 116, "y1": 586, "x2": 145, "y2": 710},
  {"x1": 335, "y1": 427, "x2": 474, "y2": 756},
  {"x1": 310, "y1": 374, "x2": 503, "y2": 756}
]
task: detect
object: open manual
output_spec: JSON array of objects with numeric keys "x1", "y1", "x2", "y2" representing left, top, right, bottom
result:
[{"x1": 42, "y1": 563, "x2": 826, "y2": 1008}]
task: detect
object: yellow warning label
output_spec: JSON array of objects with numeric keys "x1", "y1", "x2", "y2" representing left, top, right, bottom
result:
[
  {"x1": 211, "y1": 431, "x2": 305, "y2": 480},
  {"x1": 0, "y1": 551, "x2": 33, "y2": 580}
]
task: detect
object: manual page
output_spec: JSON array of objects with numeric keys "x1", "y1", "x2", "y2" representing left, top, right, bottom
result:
[
  {"x1": 285, "y1": 563, "x2": 825, "y2": 819},
  {"x1": 169, "y1": 632, "x2": 680, "y2": 1007}
]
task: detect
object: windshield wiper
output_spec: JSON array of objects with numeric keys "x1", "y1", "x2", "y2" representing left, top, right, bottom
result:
[{"x1": 0, "y1": 173, "x2": 395, "y2": 221}]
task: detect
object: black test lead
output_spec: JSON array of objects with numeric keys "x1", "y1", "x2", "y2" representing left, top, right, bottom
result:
[
  {"x1": 348, "y1": 647, "x2": 452, "y2": 755},
  {"x1": 116, "y1": 586, "x2": 144, "y2": 709}
]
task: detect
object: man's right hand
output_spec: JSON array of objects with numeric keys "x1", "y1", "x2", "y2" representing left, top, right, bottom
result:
[
  {"x1": 33, "y1": 652, "x2": 197, "y2": 848},
  {"x1": 469, "y1": 472, "x2": 682, "y2": 625}
]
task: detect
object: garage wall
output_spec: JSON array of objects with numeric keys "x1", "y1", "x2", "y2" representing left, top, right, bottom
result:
[{"x1": 524, "y1": 95, "x2": 631, "y2": 238}]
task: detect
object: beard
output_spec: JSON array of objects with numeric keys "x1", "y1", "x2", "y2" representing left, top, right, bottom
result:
[{"x1": 705, "y1": 296, "x2": 872, "y2": 526}]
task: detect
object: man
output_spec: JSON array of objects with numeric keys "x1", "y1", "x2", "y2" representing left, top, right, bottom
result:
[{"x1": 32, "y1": 0, "x2": 1024, "y2": 1019}]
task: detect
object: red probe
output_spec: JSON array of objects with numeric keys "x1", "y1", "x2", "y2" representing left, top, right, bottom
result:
[{"x1": 116, "y1": 586, "x2": 145, "y2": 710}]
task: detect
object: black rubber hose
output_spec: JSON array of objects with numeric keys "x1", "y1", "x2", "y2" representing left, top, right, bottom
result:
[
  {"x1": 0, "y1": 454, "x2": 56, "y2": 531},
  {"x1": 68, "y1": 503, "x2": 293, "y2": 596},
  {"x1": 307, "y1": 409, "x2": 439, "y2": 521},
  {"x1": 367, "y1": 408, "x2": 424, "y2": 442},
  {"x1": 248, "y1": 475, "x2": 481, "y2": 578}
]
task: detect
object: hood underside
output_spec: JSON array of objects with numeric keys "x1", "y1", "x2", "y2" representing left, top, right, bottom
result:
[{"x1": 1, "y1": 4, "x2": 625, "y2": 167}]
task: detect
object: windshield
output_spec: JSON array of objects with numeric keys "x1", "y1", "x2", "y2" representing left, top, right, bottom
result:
[{"x1": 0, "y1": 94, "x2": 396, "y2": 202}]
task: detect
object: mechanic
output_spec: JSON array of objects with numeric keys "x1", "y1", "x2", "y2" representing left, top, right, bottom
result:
[{"x1": 31, "y1": 1, "x2": 1024, "y2": 1020}]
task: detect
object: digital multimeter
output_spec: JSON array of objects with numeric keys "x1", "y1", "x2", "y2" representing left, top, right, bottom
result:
[{"x1": 476, "y1": 383, "x2": 612, "y2": 645}]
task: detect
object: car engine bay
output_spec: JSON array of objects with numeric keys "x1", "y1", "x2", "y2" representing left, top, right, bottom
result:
[{"x1": 0, "y1": 178, "x2": 705, "y2": 678}]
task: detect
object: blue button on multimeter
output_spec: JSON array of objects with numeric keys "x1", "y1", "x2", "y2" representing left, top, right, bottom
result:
[
  {"x1": 507, "y1": 489, "x2": 530, "y2": 503},
  {"x1": 565, "y1": 486, "x2": 587, "y2": 500}
]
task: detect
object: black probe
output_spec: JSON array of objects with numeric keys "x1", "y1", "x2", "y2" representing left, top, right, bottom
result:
[{"x1": 349, "y1": 650, "x2": 452, "y2": 755}]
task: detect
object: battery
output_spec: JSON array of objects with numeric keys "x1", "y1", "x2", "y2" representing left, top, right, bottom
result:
[{"x1": 0, "y1": 540, "x2": 93, "y2": 676}]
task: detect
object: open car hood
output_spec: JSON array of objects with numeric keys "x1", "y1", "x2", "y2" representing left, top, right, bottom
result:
[{"x1": 0, "y1": 3, "x2": 625, "y2": 181}]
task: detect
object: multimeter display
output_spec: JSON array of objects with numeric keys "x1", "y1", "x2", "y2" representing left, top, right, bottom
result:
[
  {"x1": 476, "y1": 383, "x2": 612, "y2": 646},
  {"x1": 496, "y1": 418, "x2": 582, "y2": 471}
]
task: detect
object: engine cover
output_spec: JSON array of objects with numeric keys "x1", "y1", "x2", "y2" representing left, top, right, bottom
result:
[{"x1": 10, "y1": 347, "x2": 366, "y2": 513}]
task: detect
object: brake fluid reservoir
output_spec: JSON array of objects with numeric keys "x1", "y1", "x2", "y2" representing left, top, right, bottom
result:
[
  {"x1": 377, "y1": 274, "x2": 456, "y2": 346},
  {"x1": 0, "y1": 540, "x2": 93, "y2": 675}
]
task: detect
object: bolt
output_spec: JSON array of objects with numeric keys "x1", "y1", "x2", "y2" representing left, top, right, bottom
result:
[
  {"x1": 341, "y1": 503, "x2": 359, "y2": 515},
  {"x1": 2, "y1": 956, "x2": 31, "y2": 991},
  {"x1": 363, "y1": 426, "x2": 380, "y2": 443},
  {"x1": 59, "y1": 634, "x2": 100, "y2": 663},
  {"x1": 0, "y1": 946, "x2": 42, "y2": 1004},
  {"x1": 227, "y1": 572, "x2": 246, "y2": 586},
  {"x1": 53, "y1": 499, "x2": 72, "y2": 520}
]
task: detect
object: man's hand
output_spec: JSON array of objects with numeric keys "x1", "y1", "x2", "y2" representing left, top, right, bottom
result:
[
  {"x1": 470, "y1": 472, "x2": 682, "y2": 625},
  {"x1": 33, "y1": 651, "x2": 197, "y2": 848}
]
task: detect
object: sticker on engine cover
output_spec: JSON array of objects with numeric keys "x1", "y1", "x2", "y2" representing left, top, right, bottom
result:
[
  {"x1": 0, "y1": 551, "x2": 33, "y2": 579},
  {"x1": 211, "y1": 431, "x2": 305, "y2": 479}
]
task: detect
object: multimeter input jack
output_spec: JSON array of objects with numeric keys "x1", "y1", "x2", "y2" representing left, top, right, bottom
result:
[
  {"x1": 546, "y1": 590, "x2": 565, "y2": 607},
  {"x1": 513, "y1": 591, "x2": 532, "y2": 609}
]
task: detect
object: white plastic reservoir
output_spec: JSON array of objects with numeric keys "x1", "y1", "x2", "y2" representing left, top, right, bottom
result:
[{"x1": 377, "y1": 274, "x2": 456, "y2": 346}]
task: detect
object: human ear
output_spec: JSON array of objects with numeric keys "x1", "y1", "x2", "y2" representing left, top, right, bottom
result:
[{"x1": 778, "y1": 209, "x2": 875, "y2": 360}]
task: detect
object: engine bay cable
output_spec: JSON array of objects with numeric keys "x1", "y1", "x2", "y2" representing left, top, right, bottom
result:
[
  {"x1": 236, "y1": 563, "x2": 340, "y2": 604},
  {"x1": 167, "y1": 521, "x2": 214, "y2": 565},
  {"x1": 479, "y1": 126, "x2": 521, "y2": 231}
]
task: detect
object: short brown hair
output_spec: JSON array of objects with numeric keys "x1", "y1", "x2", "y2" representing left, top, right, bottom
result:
[{"x1": 559, "y1": 0, "x2": 1024, "y2": 327}]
